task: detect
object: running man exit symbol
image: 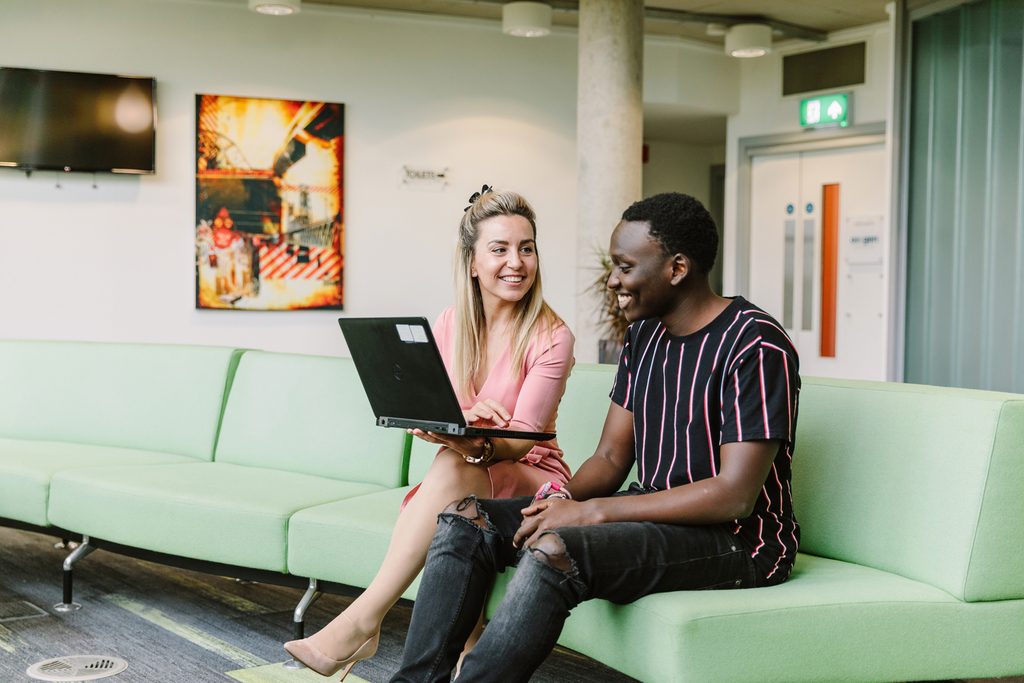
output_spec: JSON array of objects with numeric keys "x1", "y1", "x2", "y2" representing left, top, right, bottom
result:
[
  {"x1": 806, "y1": 100, "x2": 821, "y2": 125},
  {"x1": 800, "y1": 93, "x2": 850, "y2": 128}
]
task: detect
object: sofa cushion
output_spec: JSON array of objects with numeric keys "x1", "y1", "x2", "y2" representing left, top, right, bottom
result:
[
  {"x1": 48, "y1": 462, "x2": 388, "y2": 572},
  {"x1": 545, "y1": 553, "x2": 1024, "y2": 683},
  {"x1": 0, "y1": 438, "x2": 198, "y2": 527},
  {"x1": 215, "y1": 352, "x2": 407, "y2": 488},
  {"x1": 287, "y1": 488, "x2": 421, "y2": 599},
  {"x1": 795, "y1": 378, "x2": 1024, "y2": 601},
  {"x1": 0, "y1": 341, "x2": 239, "y2": 460}
]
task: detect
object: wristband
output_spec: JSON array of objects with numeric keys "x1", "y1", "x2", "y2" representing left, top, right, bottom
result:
[{"x1": 534, "y1": 480, "x2": 571, "y2": 501}]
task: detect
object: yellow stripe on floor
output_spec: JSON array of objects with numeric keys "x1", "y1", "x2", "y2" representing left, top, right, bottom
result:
[
  {"x1": 105, "y1": 593, "x2": 267, "y2": 669},
  {"x1": 0, "y1": 623, "x2": 21, "y2": 654},
  {"x1": 226, "y1": 661, "x2": 370, "y2": 683},
  {"x1": 166, "y1": 573, "x2": 275, "y2": 615}
]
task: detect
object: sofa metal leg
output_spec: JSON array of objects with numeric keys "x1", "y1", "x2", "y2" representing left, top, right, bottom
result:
[
  {"x1": 282, "y1": 578, "x2": 321, "y2": 670},
  {"x1": 53, "y1": 536, "x2": 95, "y2": 613}
]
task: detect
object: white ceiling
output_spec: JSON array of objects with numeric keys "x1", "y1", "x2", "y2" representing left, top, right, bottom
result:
[
  {"x1": 307, "y1": 0, "x2": 891, "y2": 43},
  {"x1": 304, "y1": 0, "x2": 891, "y2": 145},
  {"x1": 648, "y1": 0, "x2": 890, "y2": 36}
]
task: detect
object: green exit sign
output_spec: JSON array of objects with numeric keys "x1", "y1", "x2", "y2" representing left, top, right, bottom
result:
[{"x1": 800, "y1": 93, "x2": 851, "y2": 128}]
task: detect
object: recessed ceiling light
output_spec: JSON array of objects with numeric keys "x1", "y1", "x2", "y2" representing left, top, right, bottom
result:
[
  {"x1": 248, "y1": 0, "x2": 301, "y2": 16},
  {"x1": 725, "y1": 23, "x2": 772, "y2": 58},
  {"x1": 502, "y1": 2, "x2": 552, "y2": 38}
]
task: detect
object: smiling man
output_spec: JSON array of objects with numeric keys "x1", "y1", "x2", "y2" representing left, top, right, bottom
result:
[{"x1": 389, "y1": 192, "x2": 802, "y2": 683}]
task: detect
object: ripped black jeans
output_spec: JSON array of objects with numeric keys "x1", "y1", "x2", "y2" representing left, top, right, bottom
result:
[{"x1": 389, "y1": 491, "x2": 759, "y2": 683}]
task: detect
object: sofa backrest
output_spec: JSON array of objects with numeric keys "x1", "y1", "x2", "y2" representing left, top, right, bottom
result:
[
  {"x1": 215, "y1": 351, "x2": 406, "y2": 488},
  {"x1": 408, "y1": 363, "x2": 627, "y2": 489},
  {"x1": 0, "y1": 340, "x2": 240, "y2": 460},
  {"x1": 553, "y1": 363, "x2": 619, "y2": 474},
  {"x1": 794, "y1": 377, "x2": 1024, "y2": 602},
  {"x1": 408, "y1": 435, "x2": 435, "y2": 485}
]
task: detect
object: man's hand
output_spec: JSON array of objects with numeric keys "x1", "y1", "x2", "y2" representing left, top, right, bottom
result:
[{"x1": 513, "y1": 498, "x2": 603, "y2": 548}]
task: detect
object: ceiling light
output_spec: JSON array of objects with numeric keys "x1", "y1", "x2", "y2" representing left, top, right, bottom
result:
[
  {"x1": 249, "y1": 0, "x2": 301, "y2": 16},
  {"x1": 725, "y1": 23, "x2": 772, "y2": 58},
  {"x1": 502, "y1": 2, "x2": 552, "y2": 38}
]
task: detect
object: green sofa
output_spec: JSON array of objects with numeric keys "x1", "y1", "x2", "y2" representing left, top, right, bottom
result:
[{"x1": 1, "y1": 340, "x2": 1023, "y2": 682}]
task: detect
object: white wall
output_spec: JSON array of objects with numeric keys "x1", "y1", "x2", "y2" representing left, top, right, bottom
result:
[
  {"x1": 645, "y1": 38, "x2": 739, "y2": 114},
  {"x1": 0, "y1": 0, "x2": 580, "y2": 356},
  {"x1": 0, "y1": 0, "x2": 746, "y2": 358},
  {"x1": 722, "y1": 22, "x2": 894, "y2": 295},
  {"x1": 719, "y1": 21, "x2": 896, "y2": 381},
  {"x1": 642, "y1": 34, "x2": 734, "y2": 213},
  {"x1": 642, "y1": 141, "x2": 725, "y2": 208}
]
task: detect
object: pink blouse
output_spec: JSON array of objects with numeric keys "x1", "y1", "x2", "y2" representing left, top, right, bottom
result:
[{"x1": 433, "y1": 306, "x2": 574, "y2": 498}]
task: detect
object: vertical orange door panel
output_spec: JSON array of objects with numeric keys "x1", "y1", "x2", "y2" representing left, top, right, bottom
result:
[{"x1": 820, "y1": 184, "x2": 839, "y2": 358}]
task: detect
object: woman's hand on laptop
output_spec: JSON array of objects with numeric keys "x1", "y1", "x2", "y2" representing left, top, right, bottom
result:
[
  {"x1": 463, "y1": 399, "x2": 512, "y2": 429},
  {"x1": 408, "y1": 399, "x2": 511, "y2": 464}
]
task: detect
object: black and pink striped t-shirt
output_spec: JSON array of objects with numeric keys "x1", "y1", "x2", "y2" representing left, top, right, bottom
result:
[{"x1": 610, "y1": 296, "x2": 801, "y2": 581}]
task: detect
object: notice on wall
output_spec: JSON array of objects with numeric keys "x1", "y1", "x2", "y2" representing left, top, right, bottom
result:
[
  {"x1": 843, "y1": 215, "x2": 885, "y2": 270},
  {"x1": 401, "y1": 166, "x2": 449, "y2": 190}
]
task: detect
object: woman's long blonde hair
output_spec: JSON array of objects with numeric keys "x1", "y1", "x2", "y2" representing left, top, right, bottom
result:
[{"x1": 453, "y1": 189, "x2": 562, "y2": 400}]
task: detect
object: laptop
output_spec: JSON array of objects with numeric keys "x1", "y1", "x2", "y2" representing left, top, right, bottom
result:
[{"x1": 338, "y1": 317, "x2": 555, "y2": 441}]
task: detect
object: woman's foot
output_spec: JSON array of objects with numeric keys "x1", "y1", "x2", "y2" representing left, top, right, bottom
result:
[{"x1": 283, "y1": 613, "x2": 379, "y2": 680}]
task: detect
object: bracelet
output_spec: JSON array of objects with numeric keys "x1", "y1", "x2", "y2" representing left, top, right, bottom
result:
[
  {"x1": 534, "y1": 480, "x2": 571, "y2": 501},
  {"x1": 462, "y1": 437, "x2": 494, "y2": 465}
]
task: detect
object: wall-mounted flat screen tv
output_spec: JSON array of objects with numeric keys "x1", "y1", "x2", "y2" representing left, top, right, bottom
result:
[{"x1": 0, "y1": 66, "x2": 156, "y2": 174}]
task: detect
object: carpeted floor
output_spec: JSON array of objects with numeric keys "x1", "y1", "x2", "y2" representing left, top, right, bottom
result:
[
  {"x1": 0, "y1": 526, "x2": 635, "y2": 682},
  {"x1": 5, "y1": 526, "x2": 1023, "y2": 683}
]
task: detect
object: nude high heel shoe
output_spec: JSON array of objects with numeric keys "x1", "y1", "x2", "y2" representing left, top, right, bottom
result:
[{"x1": 283, "y1": 628, "x2": 380, "y2": 681}]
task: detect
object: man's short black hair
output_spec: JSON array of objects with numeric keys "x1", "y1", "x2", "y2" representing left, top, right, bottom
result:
[{"x1": 621, "y1": 192, "x2": 718, "y2": 274}]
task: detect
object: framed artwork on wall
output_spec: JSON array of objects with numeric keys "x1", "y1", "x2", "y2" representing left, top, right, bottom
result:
[{"x1": 195, "y1": 93, "x2": 344, "y2": 310}]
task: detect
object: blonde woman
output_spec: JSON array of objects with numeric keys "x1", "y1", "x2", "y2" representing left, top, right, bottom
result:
[{"x1": 285, "y1": 186, "x2": 574, "y2": 679}]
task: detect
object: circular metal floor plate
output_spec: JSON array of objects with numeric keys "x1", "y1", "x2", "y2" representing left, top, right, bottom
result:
[{"x1": 26, "y1": 655, "x2": 128, "y2": 681}]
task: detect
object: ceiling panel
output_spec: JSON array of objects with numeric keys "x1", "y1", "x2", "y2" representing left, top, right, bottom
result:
[
  {"x1": 308, "y1": 0, "x2": 892, "y2": 42},
  {"x1": 304, "y1": 0, "x2": 889, "y2": 145}
]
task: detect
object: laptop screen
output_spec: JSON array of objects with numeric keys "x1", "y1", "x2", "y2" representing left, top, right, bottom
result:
[{"x1": 338, "y1": 317, "x2": 467, "y2": 428}]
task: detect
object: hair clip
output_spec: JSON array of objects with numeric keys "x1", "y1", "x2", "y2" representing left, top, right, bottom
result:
[{"x1": 464, "y1": 184, "x2": 494, "y2": 212}]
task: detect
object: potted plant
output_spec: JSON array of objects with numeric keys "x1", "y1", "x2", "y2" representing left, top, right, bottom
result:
[{"x1": 590, "y1": 249, "x2": 630, "y2": 364}]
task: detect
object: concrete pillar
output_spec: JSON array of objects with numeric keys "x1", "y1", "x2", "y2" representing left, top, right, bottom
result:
[{"x1": 575, "y1": 0, "x2": 644, "y2": 363}]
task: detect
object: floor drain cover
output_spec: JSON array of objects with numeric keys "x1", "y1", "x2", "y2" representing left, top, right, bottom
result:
[
  {"x1": 0, "y1": 599, "x2": 48, "y2": 623},
  {"x1": 26, "y1": 655, "x2": 128, "y2": 681}
]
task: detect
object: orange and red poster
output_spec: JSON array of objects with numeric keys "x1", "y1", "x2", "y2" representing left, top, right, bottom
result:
[{"x1": 195, "y1": 94, "x2": 344, "y2": 310}]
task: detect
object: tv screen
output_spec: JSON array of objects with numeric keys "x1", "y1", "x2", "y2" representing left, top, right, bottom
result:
[{"x1": 0, "y1": 67, "x2": 156, "y2": 174}]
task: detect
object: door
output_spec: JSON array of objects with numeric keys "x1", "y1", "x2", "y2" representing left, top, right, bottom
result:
[{"x1": 748, "y1": 144, "x2": 888, "y2": 379}]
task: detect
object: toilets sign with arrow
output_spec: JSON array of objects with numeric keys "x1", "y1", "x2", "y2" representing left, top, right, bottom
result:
[{"x1": 800, "y1": 93, "x2": 851, "y2": 129}]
